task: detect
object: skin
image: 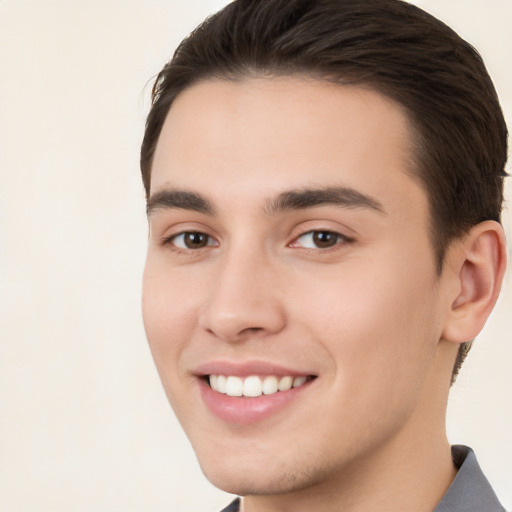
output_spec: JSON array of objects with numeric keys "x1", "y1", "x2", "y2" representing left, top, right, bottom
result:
[{"x1": 142, "y1": 77, "x2": 505, "y2": 512}]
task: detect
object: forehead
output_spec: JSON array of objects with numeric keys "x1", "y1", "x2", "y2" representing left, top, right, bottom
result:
[{"x1": 150, "y1": 77, "x2": 426, "y2": 219}]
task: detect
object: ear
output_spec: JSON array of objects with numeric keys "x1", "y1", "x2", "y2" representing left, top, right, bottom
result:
[{"x1": 441, "y1": 221, "x2": 507, "y2": 343}]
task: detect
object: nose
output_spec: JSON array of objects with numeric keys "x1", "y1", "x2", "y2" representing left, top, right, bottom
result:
[{"x1": 198, "y1": 249, "x2": 286, "y2": 343}]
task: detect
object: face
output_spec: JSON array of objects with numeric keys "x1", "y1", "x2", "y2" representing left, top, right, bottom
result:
[{"x1": 143, "y1": 77, "x2": 453, "y2": 497}]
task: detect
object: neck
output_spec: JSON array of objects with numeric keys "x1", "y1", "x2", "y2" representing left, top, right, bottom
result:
[
  {"x1": 243, "y1": 343, "x2": 458, "y2": 512},
  {"x1": 243, "y1": 427, "x2": 455, "y2": 512},
  {"x1": 242, "y1": 436, "x2": 456, "y2": 512}
]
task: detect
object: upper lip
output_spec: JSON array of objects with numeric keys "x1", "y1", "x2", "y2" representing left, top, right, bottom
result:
[{"x1": 194, "y1": 360, "x2": 315, "y2": 378}]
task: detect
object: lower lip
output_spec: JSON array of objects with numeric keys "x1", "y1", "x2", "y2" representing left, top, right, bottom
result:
[{"x1": 198, "y1": 378, "x2": 313, "y2": 425}]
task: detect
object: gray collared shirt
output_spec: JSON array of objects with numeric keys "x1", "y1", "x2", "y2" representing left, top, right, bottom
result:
[
  {"x1": 434, "y1": 445, "x2": 506, "y2": 511},
  {"x1": 220, "y1": 445, "x2": 506, "y2": 512}
]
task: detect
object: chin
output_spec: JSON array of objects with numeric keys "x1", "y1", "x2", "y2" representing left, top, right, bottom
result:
[
  {"x1": 199, "y1": 455, "x2": 332, "y2": 497},
  {"x1": 203, "y1": 470, "x2": 300, "y2": 497}
]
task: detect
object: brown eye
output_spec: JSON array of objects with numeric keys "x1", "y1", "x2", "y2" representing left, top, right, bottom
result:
[
  {"x1": 170, "y1": 231, "x2": 216, "y2": 250},
  {"x1": 312, "y1": 231, "x2": 339, "y2": 248},
  {"x1": 292, "y1": 230, "x2": 349, "y2": 250},
  {"x1": 184, "y1": 232, "x2": 209, "y2": 248}
]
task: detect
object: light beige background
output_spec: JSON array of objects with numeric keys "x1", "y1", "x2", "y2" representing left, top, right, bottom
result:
[{"x1": 0, "y1": 1, "x2": 510, "y2": 511}]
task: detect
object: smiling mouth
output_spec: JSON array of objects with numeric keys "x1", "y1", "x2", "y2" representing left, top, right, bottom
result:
[{"x1": 207, "y1": 374, "x2": 315, "y2": 397}]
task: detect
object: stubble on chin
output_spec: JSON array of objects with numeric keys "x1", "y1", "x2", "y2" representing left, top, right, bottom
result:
[{"x1": 201, "y1": 456, "x2": 339, "y2": 498}]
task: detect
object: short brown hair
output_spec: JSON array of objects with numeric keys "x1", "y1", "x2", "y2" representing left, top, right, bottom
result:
[{"x1": 140, "y1": 0, "x2": 508, "y2": 380}]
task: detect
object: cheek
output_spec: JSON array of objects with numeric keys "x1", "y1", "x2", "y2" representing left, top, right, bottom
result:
[
  {"x1": 142, "y1": 261, "x2": 209, "y2": 428},
  {"x1": 293, "y1": 258, "x2": 440, "y2": 388},
  {"x1": 142, "y1": 260, "x2": 200, "y2": 375}
]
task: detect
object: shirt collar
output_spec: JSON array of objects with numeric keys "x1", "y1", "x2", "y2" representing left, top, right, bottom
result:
[{"x1": 434, "y1": 445, "x2": 505, "y2": 512}]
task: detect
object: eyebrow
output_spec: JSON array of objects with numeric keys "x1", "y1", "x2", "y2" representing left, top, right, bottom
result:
[
  {"x1": 147, "y1": 189, "x2": 215, "y2": 216},
  {"x1": 265, "y1": 186, "x2": 385, "y2": 215},
  {"x1": 146, "y1": 185, "x2": 385, "y2": 217}
]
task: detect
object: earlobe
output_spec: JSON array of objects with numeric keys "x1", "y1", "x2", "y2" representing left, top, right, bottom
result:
[{"x1": 441, "y1": 221, "x2": 507, "y2": 344}]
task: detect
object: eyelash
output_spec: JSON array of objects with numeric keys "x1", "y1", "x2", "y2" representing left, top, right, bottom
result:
[
  {"x1": 162, "y1": 231, "x2": 218, "y2": 252},
  {"x1": 290, "y1": 229, "x2": 354, "y2": 251},
  {"x1": 161, "y1": 229, "x2": 354, "y2": 254}
]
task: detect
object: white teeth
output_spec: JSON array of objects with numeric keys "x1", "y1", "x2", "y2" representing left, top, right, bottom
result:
[
  {"x1": 243, "y1": 376, "x2": 263, "y2": 397},
  {"x1": 293, "y1": 376, "x2": 307, "y2": 388},
  {"x1": 216, "y1": 375, "x2": 227, "y2": 393},
  {"x1": 225, "y1": 376, "x2": 243, "y2": 397},
  {"x1": 262, "y1": 375, "x2": 278, "y2": 395},
  {"x1": 209, "y1": 374, "x2": 309, "y2": 397},
  {"x1": 278, "y1": 376, "x2": 293, "y2": 391}
]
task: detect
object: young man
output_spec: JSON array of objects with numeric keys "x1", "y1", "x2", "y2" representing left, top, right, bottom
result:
[{"x1": 140, "y1": 1, "x2": 508, "y2": 510}]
